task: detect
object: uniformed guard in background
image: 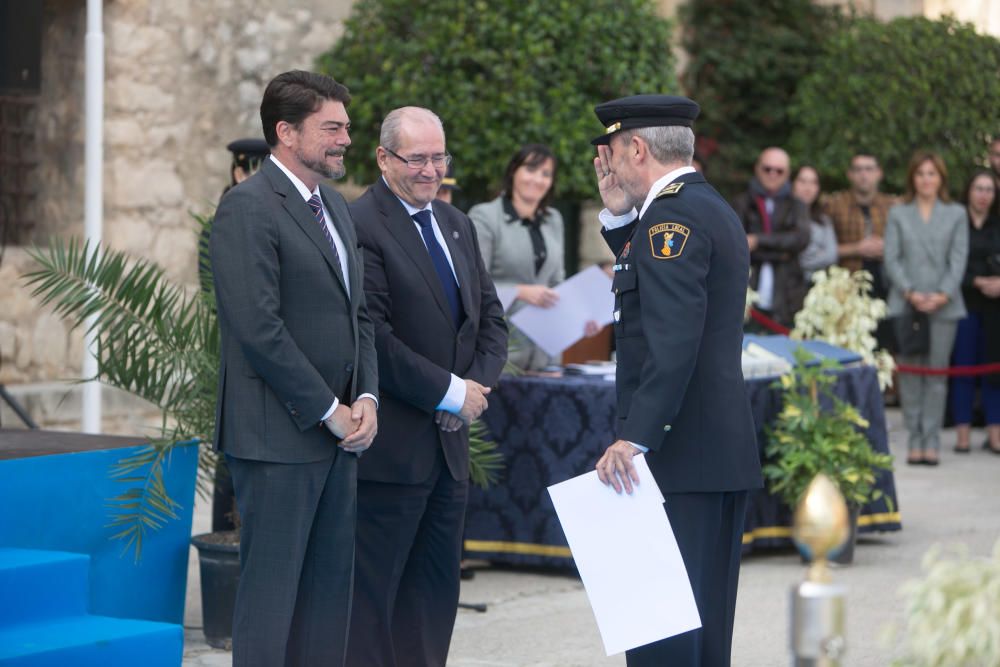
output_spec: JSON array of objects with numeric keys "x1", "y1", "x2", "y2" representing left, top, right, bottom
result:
[
  {"x1": 436, "y1": 163, "x2": 460, "y2": 205},
  {"x1": 222, "y1": 137, "x2": 271, "y2": 196},
  {"x1": 591, "y1": 94, "x2": 763, "y2": 667}
]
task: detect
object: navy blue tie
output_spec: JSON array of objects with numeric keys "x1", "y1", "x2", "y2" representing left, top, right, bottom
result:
[{"x1": 412, "y1": 210, "x2": 462, "y2": 326}]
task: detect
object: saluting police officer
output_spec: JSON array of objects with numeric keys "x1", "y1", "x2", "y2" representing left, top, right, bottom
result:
[{"x1": 592, "y1": 95, "x2": 763, "y2": 667}]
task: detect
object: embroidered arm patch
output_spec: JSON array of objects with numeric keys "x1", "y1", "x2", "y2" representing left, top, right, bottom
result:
[{"x1": 648, "y1": 222, "x2": 691, "y2": 259}]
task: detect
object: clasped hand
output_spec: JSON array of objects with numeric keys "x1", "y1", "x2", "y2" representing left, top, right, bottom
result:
[
  {"x1": 435, "y1": 379, "x2": 492, "y2": 433},
  {"x1": 974, "y1": 276, "x2": 1000, "y2": 299},
  {"x1": 323, "y1": 397, "x2": 377, "y2": 453},
  {"x1": 908, "y1": 291, "x2": 948, "y2": 313}
]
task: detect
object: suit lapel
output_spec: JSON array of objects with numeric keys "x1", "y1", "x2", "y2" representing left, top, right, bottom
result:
[
  {"x1": 374, "y1": 180, "x2": 456, "y2": 327},
  {"x1": 433, "y1": 201, "x2": 475, "y2": 324},
  {"x1": 264, "y1": 160, "x2": 349, "y2": 298}
]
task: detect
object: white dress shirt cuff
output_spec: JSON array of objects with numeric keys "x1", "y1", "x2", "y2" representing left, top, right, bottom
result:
[
  {"x1": 437, "y1": 374, "x2": 467, "y2": 414},
  {"x1": 357, "y1": 393, "x2": 379, "y2": 409},
  {"x1": 321, "y1": 397, "x2": 340, "y2": 423},
  {"x1": 599, "y1": 208, "x2": 638, "y2": 230},
  {"x1": 629, "y1": 441, "x2": 648, "y2": 453}
]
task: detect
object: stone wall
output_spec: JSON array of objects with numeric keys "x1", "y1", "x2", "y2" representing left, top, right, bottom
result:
[{"x1": 1, "y1": 0, "x2": 356, "y2": 430}]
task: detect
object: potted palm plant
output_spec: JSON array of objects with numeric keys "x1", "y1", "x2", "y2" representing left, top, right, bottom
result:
[
  {"x1": 23, "y1": 219, "x2": 504, "y2": 647},
  {"x1": 762, "y1": 347, "x2": 894, "y2": 564}
]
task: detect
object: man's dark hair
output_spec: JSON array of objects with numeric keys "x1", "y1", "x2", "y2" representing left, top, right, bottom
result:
[
  {"x1": 501, "y1": 143, "x2": 557, "y2": 213},
  {"x1": 850, "y1": 149, "x2": 880, "y2": 166},
  {"x1": 260, "y1": 70, "x2": 351, "y2": 147}
]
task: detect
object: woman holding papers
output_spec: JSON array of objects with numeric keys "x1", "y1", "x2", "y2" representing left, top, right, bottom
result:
[{"x1": 470, "y1": 144, "x2": 571, "y2": 370}]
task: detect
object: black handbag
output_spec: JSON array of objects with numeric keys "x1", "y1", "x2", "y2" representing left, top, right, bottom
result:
[{"x1": 894, "y1": 304, "x2": 930, "y2": 356}]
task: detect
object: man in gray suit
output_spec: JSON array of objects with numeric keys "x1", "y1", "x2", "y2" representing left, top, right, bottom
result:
[{"x1": 210, "y1": 70, "x2": 378, "y2": 667}]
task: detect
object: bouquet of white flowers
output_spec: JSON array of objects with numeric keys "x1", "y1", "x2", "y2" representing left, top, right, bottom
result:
[
  {"x1": 887, "y1": 540, "x2": 1000, "y2": 666},
  {"x1": 791, "y1": 267, "x2": 895, "y2": 390}
]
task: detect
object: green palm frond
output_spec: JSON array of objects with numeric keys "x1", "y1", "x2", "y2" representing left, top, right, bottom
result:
[
  {"x1": 23, "y1": 237, "x2": 216, "y2": 559},
  {"x1": 105, "y1": 440, "x2": 183, "y2": 562},
  {"x1": 469, "y1": 420, "x2": 503, "y2": 488}
]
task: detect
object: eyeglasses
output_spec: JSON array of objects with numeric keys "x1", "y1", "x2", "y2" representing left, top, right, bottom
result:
[
  {"x1": 384, "y1": 147, "x2": 452, "y2": 170},
  {"x1": 760, "y1": 165, "x2": 786, "y2": 175}
]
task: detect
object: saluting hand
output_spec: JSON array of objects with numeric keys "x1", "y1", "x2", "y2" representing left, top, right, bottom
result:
[
  {"x1": 596, "y1": 439, "x2": 641, "y2": 495},
  {"x1": 593, "y1": 145, "x2": 632, "y2": 216}
]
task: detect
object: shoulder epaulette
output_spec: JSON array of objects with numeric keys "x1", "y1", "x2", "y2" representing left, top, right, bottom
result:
[{"x1": 654, "y1": 182, "x2": 684, "y2": 199}]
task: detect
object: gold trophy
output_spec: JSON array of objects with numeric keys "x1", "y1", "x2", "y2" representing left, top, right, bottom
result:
[{"x1": 790, "y1": 474, "x2": 848, "y2": 666}]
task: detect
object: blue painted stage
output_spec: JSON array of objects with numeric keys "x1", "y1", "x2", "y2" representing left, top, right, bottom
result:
[{"x1": 0, "y1": 429, "x2": 198, "y2": 666}]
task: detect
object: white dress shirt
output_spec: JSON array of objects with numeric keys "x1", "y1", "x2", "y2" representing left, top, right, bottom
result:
[
  {"x1": 269, "y1": 155, "x2": 377, "y2": 420},
  {"x1": 598, "y1": 165, "x2": 697, "y2": 453},
  {"x1": 386, "y1": 179, "x2": 467, "y2": 415}
]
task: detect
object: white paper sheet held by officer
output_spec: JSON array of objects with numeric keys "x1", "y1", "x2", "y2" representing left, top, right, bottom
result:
[
  {"x1": 547, "y1": 455, "x2": 701, "y2": 656},
  {"x1": 509, "y1": 265, "x2": 614, "y2": 357}
]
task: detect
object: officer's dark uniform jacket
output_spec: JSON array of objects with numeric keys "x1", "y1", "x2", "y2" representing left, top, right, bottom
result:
[{"x1": 603, "y1": 171, "x2": 764, "y2": 493}]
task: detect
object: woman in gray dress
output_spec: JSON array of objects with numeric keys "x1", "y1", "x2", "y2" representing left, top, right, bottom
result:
[
  {"x1": 470, "y1": 144, "x2": 587, "y2": 371},
  {"x1": 884, "y1": 151, "x2": 969, "y2": 465}
]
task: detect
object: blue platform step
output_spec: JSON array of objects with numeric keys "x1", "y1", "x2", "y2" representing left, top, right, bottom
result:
[{"x1": 0, "y1": 548, "x2": 182, "y2": 667}]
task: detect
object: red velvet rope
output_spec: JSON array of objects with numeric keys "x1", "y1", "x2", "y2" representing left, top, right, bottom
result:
[
  {"x1": 748, "y1": 308, "x2": 791, "y2": 335},
  {"x1": 894, "y1": 362, "x2": 1000, "y2": 377},
  {"x1": 746, "y1": 308, "x2": 1000, "y2": 377}
]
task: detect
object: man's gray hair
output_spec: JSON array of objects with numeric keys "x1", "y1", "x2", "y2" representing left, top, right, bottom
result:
[
  {"x1": 380, "y1": 107, "x2": 445, "y2": 152},
  {"x1": 622, "y1": 126, "x2": 695, "y2": 165}
]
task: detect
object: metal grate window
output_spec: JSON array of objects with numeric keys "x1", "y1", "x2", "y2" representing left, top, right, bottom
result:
[{"x1": 0, "y1": 95, "x2": 39, "y2": 246}]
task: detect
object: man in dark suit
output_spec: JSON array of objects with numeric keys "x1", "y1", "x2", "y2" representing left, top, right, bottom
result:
[
  {"x1": 591, "y1": 95, "x2": 763, "y2": 667},
  {"x1": 210, "y1": 70, "x2": 378, "y2": 667},
  {"x1": 346, "y1": 106, "x2": 507, "y2": 667},
  {"x1": 730, "y1": 147, "x2": 811, "y2": 329}
]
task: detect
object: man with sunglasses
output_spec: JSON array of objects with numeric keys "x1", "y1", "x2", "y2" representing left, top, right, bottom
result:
[
  {"x1": 346, "y1": 106, "x2": 508, "y2": 667},
  {"x1": 731, "y1": 147, "x2": 810, "y2": 328}
]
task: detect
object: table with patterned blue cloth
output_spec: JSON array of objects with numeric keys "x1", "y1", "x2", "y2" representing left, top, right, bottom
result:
[{"x1": 463, "y1": 365, "x2": 901, "y2": 566}]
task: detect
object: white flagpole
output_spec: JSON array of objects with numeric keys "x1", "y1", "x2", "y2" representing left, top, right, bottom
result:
[{"x1": 82, "y1": 0, "x2": 103, "y2": 433}]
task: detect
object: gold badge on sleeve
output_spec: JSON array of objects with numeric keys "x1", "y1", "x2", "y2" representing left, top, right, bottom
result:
[{"x1": 648, "y1": 222, "x2": 691, "y2": 260}]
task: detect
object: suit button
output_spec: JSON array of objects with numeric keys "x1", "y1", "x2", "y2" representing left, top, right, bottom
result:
[
  {"x1": 663, "y1": 424, "x2": 672, "y2": 432},
  {"x1": 344, "y1": 363, "x2": 354, "y2": 373},
  {"x1": 291, "y1": 409, "x2": 299, "y2": 417}
]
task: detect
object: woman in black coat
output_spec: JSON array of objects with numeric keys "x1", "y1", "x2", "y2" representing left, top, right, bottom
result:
[{"x1": 950, "y1": 169, "x2": 1000, "y2": 454}]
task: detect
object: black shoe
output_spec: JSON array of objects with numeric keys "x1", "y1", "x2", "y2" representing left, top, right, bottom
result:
[
  {"x1": 954, "y1": 445, "x2": 971, "y2": 454},
  {"x1": 460, "y1": 567, "x2": 476, "y2": 580},
  {"x1": 922, "y1": 457, "x2": 940, "y2": 466}
]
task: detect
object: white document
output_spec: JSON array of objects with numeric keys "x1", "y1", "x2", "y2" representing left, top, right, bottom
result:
[
  {"x1": 509, "y1": 265, "x2": 614, "y2": 357},
  {"x1": 495, "y1": 284, "x2": 519, "y2": 312},
  {"x1": 547, "y1": 455, "x2": 701, "y2": 656}
]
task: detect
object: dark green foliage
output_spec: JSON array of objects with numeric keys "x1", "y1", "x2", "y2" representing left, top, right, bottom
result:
[
  {"x1": 680, "y1": 0, "x2": 844, "y2": 196},
  {"x1": 317, "y1": 0, "x2": 677, "y2": 203},
  {"x1": 790, "y1": 16, "x2": 1000, "y2": 194},
  {"x1": 763, "y1": 348, "x2": 894, "y2": 509}
]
